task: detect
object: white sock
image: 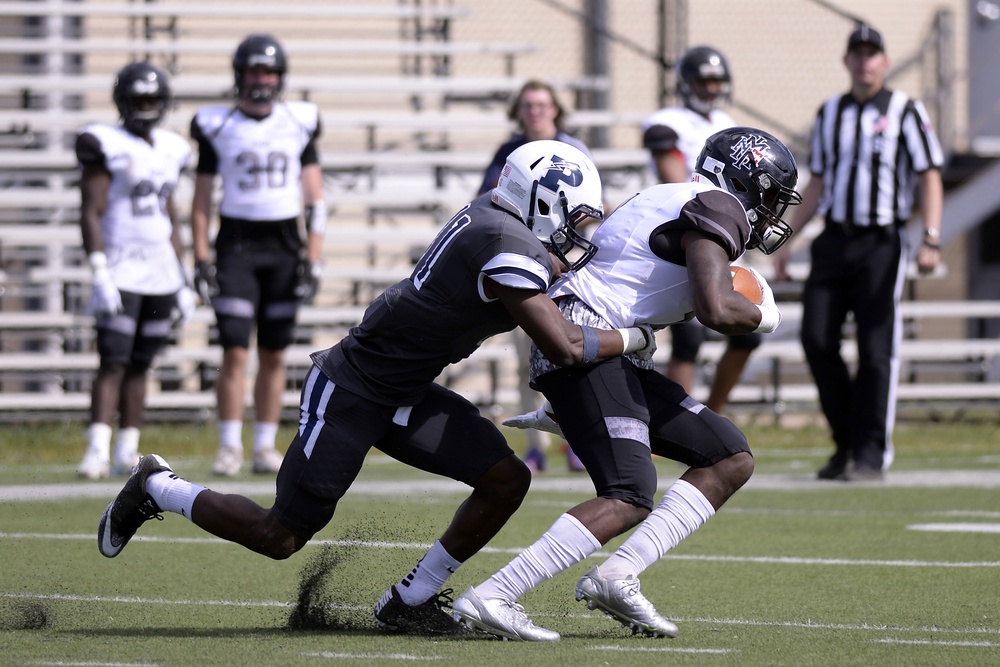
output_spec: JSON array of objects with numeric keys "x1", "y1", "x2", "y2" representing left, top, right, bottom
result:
[
  {"x1": 86, "y1": 422, "x2": 113, "y2": 458},
  {"x1": 475, "y1": 513, "x2": 601, "y2": 601},
  {"x1": 113, "y1": 427, "x2": 140, "y2": 462},
  {"x1": 599, "y1": 479, "x2": 715, "y2": 579},
  {"x1": 252, "y1": 421, "x2": 279, "y2": 453},
  {"x1": 146, "y1": 470, "x2": 206, "y2": 522},
  {"x1": 396, "y1": 540, "x2": 462, "y2": 606},
  {"x1": 218, "y1": 420, "x2": 243, "y2": 451}
]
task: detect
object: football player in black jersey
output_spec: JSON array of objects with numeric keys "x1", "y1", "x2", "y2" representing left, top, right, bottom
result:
[
  {"x1": 97, "y1": 140, "x2": 657, "y2": 635},
  {"x1": 454, "y1": 127, "x2": 800, "y2": 641}
]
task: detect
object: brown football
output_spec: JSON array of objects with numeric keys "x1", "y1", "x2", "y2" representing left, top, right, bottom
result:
[{"x1": 731, "y1": 266, "x2": 763, "y2": 305}]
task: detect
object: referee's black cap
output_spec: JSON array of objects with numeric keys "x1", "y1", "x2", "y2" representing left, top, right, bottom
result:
[{"x1": 847, "y1": 24, "x2": 885, "y2": 53}]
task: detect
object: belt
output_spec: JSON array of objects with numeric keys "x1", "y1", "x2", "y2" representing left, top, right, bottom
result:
[{"x1": 825, "y1": 220, "x2": 894, "y2": 237}]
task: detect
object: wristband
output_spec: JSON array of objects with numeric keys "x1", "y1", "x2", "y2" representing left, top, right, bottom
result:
[
  {"x1": 922, "y1": 240, "x2": 941, "y2": 251},
  {"x1": 305, "y1": 200, "x2": 328, "y2": 235},
  {"x1": 616, "y1": 326, "x2": 648, "y2": 354},
  {"x1": 581, "y1": 326, "x2": 600, "y2": 364},
  {"x1": 753, "y1": 304, "x2": 781, "y2": 334},
  {"x1": 88, "y1": 251, "x2": 110, "y2": 277}
]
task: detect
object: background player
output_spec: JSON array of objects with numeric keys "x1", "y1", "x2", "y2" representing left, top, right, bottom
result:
[
  {"x1": 190, "y1": 34, "x2": 327, "y2": 477},
  {"x1": 642, "y1": 45, "x2": 762, "y2": 414},
  {"x1": 76, "y1": 61, "x2": 193, "y2": 479}
]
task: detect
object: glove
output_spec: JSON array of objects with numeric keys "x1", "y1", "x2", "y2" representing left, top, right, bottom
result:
[
  {"x1": 616, "y1": 323, "x2": 657, "y2": 361},
  {"x1": 632, "y1": 323, "x2": 657, "y2": 361},
  {"x1": 86, "y1": 252, "x2": 123, "y2": 317},
  {"x1": 502, "y1": 400, "x2": 564, "y2": 438},
  {"x1": 748, "y1": 266, "x2": 781, "y2": 333},
  {"x1": 173, "y1": 286, "x2": 197, "y2": 327},
  {"x1": 294, "y1": 259, "x2": 322, "y2": 305},
  {"x1": 194, "y1": 260, "x2": 219, "y2": 305}
]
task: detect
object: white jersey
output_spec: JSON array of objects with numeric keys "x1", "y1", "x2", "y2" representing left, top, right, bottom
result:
[
  {"x1": 642, "y1": 106, "x2": 735, "y2": 176},
  {"x1": 76, "y1": 124, "x2": 191, "y2": 295},
  {"x1": 191, "y1": 101, "x2": 320, "y2": 221},
  {"x1": 549, "y1": 181, "x2": 751, "y2": 329}
]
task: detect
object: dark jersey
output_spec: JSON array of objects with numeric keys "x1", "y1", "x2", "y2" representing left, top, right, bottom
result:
[{"x1": 312, "y1": 194, "x2": 554, "y2": 406}]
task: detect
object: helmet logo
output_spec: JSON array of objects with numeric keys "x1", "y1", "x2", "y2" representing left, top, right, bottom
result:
[
  {"x1": 729, "y1": 135, "x2": 771, "y2": 172},
  {"x1": 538, "y1": 155, "x2": 584, "y2": 191},
  {"x1": 131, "y1": 79, "x2": 160, "y2": 96}
]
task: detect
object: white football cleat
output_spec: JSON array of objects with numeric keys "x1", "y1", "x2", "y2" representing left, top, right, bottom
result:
[
  {"x1": 251, "y1": 447, "x2": 284, "y2": 474},
  {"x1": 576, "y1": 565, "x2": 678, "y2": 638},
  {"x1": 452, "y1": 586, "x2": 559, "y2": 641},
  {"x1": 78, "y1": 448, "x2": 110, "y2": 480},
  {"x1": 211, "y1": 446, "x2": 243, "y2": 477},
  {"x1": 502, "y1": 401, "x2": 564, "y2": 438}
]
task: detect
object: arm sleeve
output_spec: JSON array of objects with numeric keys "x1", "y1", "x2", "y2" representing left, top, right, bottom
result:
[
  {"x1": 190, "y1": 116, "x2": 219, "y2": 175},
  {"x1": 75, "y1": 132, "x2": 108, "y2": 170}
]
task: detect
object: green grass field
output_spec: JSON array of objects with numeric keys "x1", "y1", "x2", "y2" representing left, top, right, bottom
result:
[{"x1": 2, "y1": 418, "x2": 1000, "y2": 666}]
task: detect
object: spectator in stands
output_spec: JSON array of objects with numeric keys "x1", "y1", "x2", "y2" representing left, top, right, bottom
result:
[
  {"x1": 75, "y1": 62, "x2": 194, "y2": 479},
  {"x1": 641, "y1": 45, "x2": 761, "y2": 415},
  {"x1": 773, "y1": 25, "x2": 944, "y2": 481},
  {"x1": 190, "y1": 34, "x2": 327, "y2": 477},
  {"x1": 454, "y1": 127, "x2": 798, "y2": 641},
  {"x1": 97, "y1": 141, "x2": 657, "y2": 636},
  {"x1": 478, "y1": 78, "x2": 594, "y2": 473}
]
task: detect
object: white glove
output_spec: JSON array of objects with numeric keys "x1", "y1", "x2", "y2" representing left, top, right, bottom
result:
[
  {"x1": 86, "y1": 252, "x2": 123, "y2": 317},
  {"x1": 502, "y1": 400, "x2": 564, "y2": 438},
  {"x1": 174, "y1": 286, "x2": 197, "y2": 327},
  {"x1": 749, "y1": 266, "x2": 781, "y2": 333}
]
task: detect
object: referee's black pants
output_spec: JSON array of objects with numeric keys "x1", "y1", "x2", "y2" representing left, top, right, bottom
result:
[{"x1": 800, "y1": 223, "x2": 906, "y2": 471}]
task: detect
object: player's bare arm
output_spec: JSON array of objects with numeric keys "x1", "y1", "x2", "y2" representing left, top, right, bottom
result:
[
  {"x1": 488, "y1": 280, "x2": 648, "y2": 367},
  {"x1": 683, "y1": 233, "x2": 764, "y2": 335},
  {"x1": 189, "y1": 172, "x2": 215, "y2": 263}
]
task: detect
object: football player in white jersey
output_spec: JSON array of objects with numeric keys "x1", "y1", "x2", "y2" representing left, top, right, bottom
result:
[
  {"x1": 76, "y1": 61, "x2": 193, "y2": 479},
  {"x1": 96, "y1": 141, "x2": 658, "y2": 636},
  {"x1": 453, "y1": 127, "x2": 801, "y2": 641},
  {"x1": 642, "y1": 45, "x2": 762, "y2": 415},
  {"x1": 190, "y1": 34, "x2": 327, "y2": 477}
]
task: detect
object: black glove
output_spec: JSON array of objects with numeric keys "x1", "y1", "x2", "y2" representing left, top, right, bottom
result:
[
  {"x1": 294, "y1": 259, "x2": 322, "y2": 305},
  {"x1": 194, "y1": 260, "x2": 219, "y2": 304}
]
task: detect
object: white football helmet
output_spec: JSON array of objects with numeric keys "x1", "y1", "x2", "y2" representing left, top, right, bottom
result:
[{"x1": 491, "y1": 139, "x2": 604, "y2": 271}]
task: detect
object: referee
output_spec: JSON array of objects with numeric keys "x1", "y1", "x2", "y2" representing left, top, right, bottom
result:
[{"x1": 773, "y1": 24, "x2": 944, "y2": 481}]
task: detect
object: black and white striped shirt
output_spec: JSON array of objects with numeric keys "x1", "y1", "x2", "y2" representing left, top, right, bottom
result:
[{"x1": 808, "y1": 87, "x2": 944, "y2": 228}]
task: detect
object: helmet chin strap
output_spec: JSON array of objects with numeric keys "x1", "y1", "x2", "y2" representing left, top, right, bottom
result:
[{"x1": 525, "y1": 181, "x2": 539, "y2": 232}]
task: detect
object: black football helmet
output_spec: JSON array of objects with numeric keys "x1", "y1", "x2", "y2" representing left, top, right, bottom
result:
[
  {"x1": 693, "y1": 127, "x2": 802, "y2": 254},
  {"x1": 112, "y1": 61, "x2": 171, "y2": 135},
  {"x1": 232, "y1": 33, "x2": 287, "y2": 103},
  {"x1": 676, "y1": 45, "x2": 732, "y2": 115}
]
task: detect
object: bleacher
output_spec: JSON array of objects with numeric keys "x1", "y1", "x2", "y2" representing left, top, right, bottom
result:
[{"x1": 2, "y1": 0, "x2": 999, "y2": 421}]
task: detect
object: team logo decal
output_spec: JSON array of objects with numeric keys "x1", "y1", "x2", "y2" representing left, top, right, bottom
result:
[
  {"x1": 539, "y1": 155, "x2": 583, "y2": 189},
  {"x1": 729, "y1": 135, "x2": 771, "y2": 172}
]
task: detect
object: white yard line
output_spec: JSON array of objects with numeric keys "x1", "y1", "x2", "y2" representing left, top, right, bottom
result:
[{"x1": 3, "y1": 469, "x2": 1000, "y2": 503}]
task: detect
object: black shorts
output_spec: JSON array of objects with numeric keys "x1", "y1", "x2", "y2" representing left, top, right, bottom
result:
[
  {"x1": 272, "y1": 366, "x2": 514, "y2": 540},
  {"x1": 212, "y1": 217, "x2": 302, "y2": 350},
  {"x1": 535, "y1": 357, "x2": 751, "y2": 510},
  {"x1": 95, "y1": 290, "x2": 176, "y2": 367}
]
